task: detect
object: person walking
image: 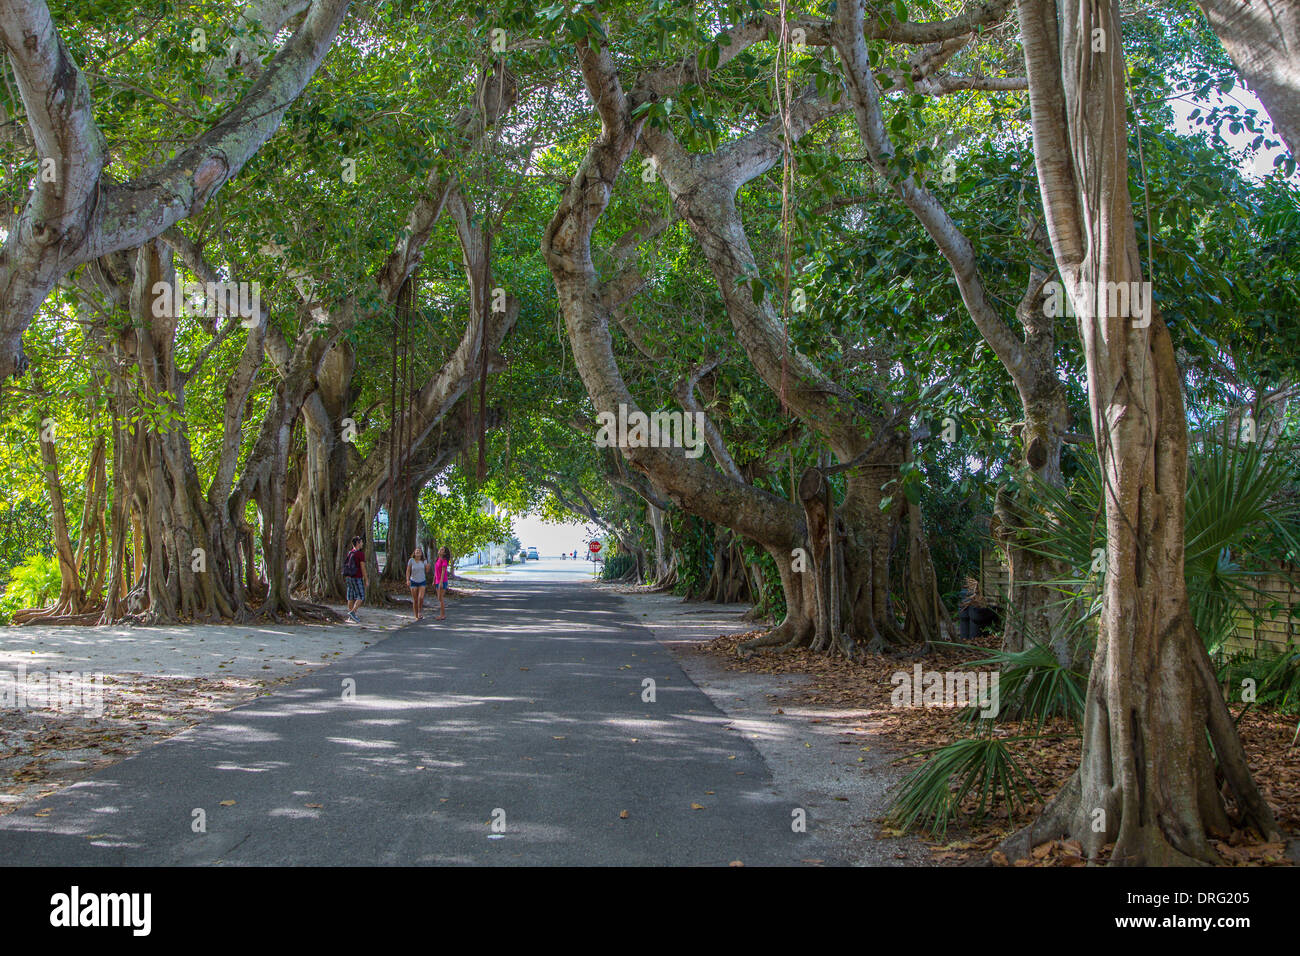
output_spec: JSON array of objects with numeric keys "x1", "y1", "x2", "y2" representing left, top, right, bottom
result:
[
  {"x1": 407, "y1": 547, "x2": 430, "y2": 621},
  {"x1": 342, "y1": 535, "x2": 368, "y2": 623},
  {"x1": 433, "y1": 546, "x2": 451, "y2": 620}
]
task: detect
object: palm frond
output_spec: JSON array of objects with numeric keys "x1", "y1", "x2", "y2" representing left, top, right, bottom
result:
[
  {"x1": 886, "y1": 735, "x2": 1039, "y2": 839},
  {"x1": 957, "y1": 639, "x2": 1087, "y2": 730},
  {"x1": 1004, "y1": 425, "x2": 1298, "y2": 658}
]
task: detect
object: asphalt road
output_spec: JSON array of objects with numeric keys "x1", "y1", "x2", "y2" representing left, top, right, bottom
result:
[{"x1": 0, "y1": 579, "x2": 838, "y2": 866}]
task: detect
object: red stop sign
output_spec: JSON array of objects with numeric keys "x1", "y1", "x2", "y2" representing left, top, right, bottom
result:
[{"x1": 589, "y1": 541, "x2": 601, "y2": 553}]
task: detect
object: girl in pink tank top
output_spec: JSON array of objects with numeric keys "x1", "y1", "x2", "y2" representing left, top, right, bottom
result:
[{"x1": 434, "y1": 547, "x2": 451, "y2": 620}]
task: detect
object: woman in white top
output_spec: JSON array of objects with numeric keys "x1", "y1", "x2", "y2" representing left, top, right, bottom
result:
[{"x1": 406, "y1": 547, "x2": 431, "y2": 620}]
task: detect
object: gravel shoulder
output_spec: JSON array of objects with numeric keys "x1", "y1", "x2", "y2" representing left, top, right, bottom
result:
[{"x1": 613, "y1": 586, "x2": 931, "y2": 866}]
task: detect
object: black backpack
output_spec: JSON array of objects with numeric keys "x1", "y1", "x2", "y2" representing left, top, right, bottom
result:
[{"x1": 342, "y1": 548, "x2": 362, "y2": 578}]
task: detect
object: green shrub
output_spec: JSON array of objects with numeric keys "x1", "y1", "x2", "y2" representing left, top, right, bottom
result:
[
  {"x1": 601, "y1": 553, "x2": 637, "y2": 580},
  {"x1": 0, "y1": 553, "x2": 62, "y2": 623},
  {"x1": 742, "y1": 544, "x2": 785, "y2": 621},
  {"x1": 1223, "y1": 643, "x2": 1300, "y2": 714},
  {"x1": 670, "y1": 515, "x2": 711, "y2": 597},
  {"x1": 1009, "y1": 427, "x2": 1300, "y2": 658}
]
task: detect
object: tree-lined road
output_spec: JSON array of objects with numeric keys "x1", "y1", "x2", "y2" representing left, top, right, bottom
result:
[
  {"x1": 458, "y1": 555, "x2": 604, "y2": 584},
  {"x1": 0, "y1": 582, "x2": 837, "y2": 866}
]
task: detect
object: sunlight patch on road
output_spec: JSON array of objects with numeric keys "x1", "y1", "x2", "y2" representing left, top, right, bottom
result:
[{"x1": 325, "y1": 736, "x2": 399, "y2": 749}]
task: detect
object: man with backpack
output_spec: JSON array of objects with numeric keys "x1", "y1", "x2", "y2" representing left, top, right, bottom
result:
[{"x1": 343, "y1": 535, "x2": 368, "y2": 623}]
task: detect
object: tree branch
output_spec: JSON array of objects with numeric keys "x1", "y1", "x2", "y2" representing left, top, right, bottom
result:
[{"x1": 0, "y1": 0, "x2": 351, "y2": 380}]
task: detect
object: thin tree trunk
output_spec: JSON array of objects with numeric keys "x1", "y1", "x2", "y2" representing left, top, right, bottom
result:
[{"x1": 34, "y1": 398, "x2": 85, "y2": 615}]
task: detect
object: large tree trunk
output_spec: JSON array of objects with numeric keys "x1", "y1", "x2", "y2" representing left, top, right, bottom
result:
[
  {"x1": 125, "y1": 243, "x2": 242, "y2": 622},
  {"x1": 258, "y1": 419, "x2": 299, "y2": 618},
  {"x1": 1005, "y1": 0, "x2": 1283, "y2": 864},
  {"x1": 79, "y1": 242, "x2": 247, "y2": 623},
  {"x1": 287, "y1": 343, "x2": 355, "y2": 598},
  {"x1": 797, "y1": 468, "x2": 856, "y2": 657},
  {"x1": 739, "y1": 543, "x2": 817, "y2": 651},
  {"x1": 841, "y1": 456, "x2": 909, "y2": 651},
  {"x1": 234, "y1": 315, "x2": 348, "y2": 622},
  {"x1": 901, "y1": 470, "x2": 956, "y2": 649},
  {"x1": 382, "y1": 486, "x2": 419, "y2": 583},
  {"x1": 693, "y1": 528, "x2": 751, "y2": 604}
]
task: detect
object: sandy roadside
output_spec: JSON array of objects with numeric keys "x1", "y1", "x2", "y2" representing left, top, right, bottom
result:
[
  {"x1": 612, "y1": 585, "x2": 931, "y2": 866},
  {"x1": 0, "y1": 597, "x2": 431, "y2": 815}
]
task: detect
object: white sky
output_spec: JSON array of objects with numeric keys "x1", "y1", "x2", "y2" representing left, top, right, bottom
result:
[
  {"x1": 509, "y1": 512, "x2": 600, "y2": 556},
  {"x1": 1168, "y1": 86, "x2": 1293, "y2": 181}
]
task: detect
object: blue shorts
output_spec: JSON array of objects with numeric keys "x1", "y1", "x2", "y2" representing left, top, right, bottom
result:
[
  {"x1": 436, "y1": 580, "x2": 447, "y2": 591},
  {"x1": 410, "y1": 579, "x2": 426, "y2": 589},
  {"x1": 345, "y1": 577, "x2": 365, "y2": 602}
]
